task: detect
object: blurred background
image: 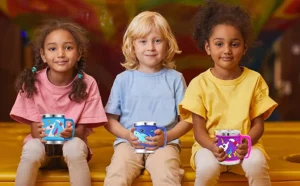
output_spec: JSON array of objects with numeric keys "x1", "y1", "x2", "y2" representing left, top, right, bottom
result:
[{"x1": 0, "y1": 0, "x2": 299, "y2": 122}]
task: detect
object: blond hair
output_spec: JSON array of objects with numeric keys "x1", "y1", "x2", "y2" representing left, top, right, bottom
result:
[{"x1": 121, "y1": 11, "x2": 181, "y2": 70}]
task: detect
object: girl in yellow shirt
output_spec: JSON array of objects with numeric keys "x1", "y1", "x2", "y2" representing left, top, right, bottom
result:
[{"x1": 179, "y1": 1, "x2": 278, "y2": 186}]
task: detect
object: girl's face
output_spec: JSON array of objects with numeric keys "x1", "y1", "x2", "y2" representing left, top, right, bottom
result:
[
  {"x1": 133, "y1": 28, "x2": 167, "y2": 73},
  {"x1": 40, "y1": 29, "x2": 81, "y2": 77},
  {"x1": 205, "y1": 24, "x2": 247, "y2": 71}
]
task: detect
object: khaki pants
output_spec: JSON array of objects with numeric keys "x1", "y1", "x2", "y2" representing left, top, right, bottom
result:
[
  {"x1": 15, "y1": 137, "x2": 90, "y2": 186},
  {"x1": 104, "y1": 142, "x2": 184, "y2": 186},
  {"x1": 194, "y1": 147, "x2": 271, "y2": 186}
]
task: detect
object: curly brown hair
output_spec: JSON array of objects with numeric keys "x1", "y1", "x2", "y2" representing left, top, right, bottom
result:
[
  {"x1": 193, "y1": 1, "x2": 253, "y2": 50},
  {"x1": 15, "y1": 19, "x2": 89, "y2": 103}
]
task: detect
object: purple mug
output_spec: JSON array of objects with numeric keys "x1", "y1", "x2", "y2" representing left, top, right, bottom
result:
[{"x1": 215, "y1": 130, "x2": 252, "y2": 165}]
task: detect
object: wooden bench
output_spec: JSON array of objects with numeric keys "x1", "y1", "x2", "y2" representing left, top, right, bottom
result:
[{"x1": 1, "y1": 122, "x2": 300, "y2": 185}]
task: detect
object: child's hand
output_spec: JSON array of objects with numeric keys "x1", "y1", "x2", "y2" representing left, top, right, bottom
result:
[
  {"x1": 127, "y1": 127, "x2": 144, "y2": 149},
  {"x1": 236, "y1": 139, "x2": 249, "y2": 160},
  {"x1": 60, "y1": 122, "x2": 73, "y2": 138},
  {"x1": 144, "y1": 129, "x2": 165, "y2": 151},
  {"x1": 36, "y1": 122, "x2": 47, "y2": 143},
  {"x1": 211, "y1": 137, "x2": 227, "y2": 162}
]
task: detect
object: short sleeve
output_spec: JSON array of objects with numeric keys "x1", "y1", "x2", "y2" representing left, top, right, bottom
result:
[
  {"x1": 179, "y1": 77, "x2": 207, "y2": 123},
  {"x1": 105, "y1": 75, "x2": 122, "y2": 115},
  {"x1": 10, "y1": 92, "x2": 40, "y2": 124},
  {"x1": 77, "y1": 80, "x2": 107, "y2": 127},
  {"x1": 249, "y1": 76, "x2": 278, "y2": 120},
  {"x1": 175, "y1": 73, "x2": 187, "y2": 115}
]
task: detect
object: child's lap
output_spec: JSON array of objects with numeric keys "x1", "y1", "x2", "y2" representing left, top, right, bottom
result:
[
  {"x1": 194, "y1": 147, "x2": 267, "y2": 175},
  {"x1": 112, "y1": 142, "x2": 181, "y2": 166}
]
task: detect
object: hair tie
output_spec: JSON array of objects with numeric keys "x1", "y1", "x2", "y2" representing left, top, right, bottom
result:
[
  {"x1": 32, "y1": 67, "x2": 37, "y2": 73},
  {"x1": 77, "y1": 74, "x2": 83, "y2": 79}
]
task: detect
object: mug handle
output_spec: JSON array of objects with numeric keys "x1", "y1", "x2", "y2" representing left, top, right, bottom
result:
[
  {"x1": 240, "y1": 135, "x2": 252, "y2": 158},
  {"x1": 157, "y1": 126, "x2": 167, "y2": 147},
  {"x1": 65, "y1": 119, "x2": 75, "y2": 140}
]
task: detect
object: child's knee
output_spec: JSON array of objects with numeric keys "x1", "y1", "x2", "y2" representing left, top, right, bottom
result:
[
  {"x1": 195, "y1": 149, "x2": 221, "y2": 178},
  {"x1": 106, "y1": 143, "x2": 143, "y2": 175},
  {"x1": 242, "y1": 148, "x2": 268, "y2": 175},
  {"x1": 113, "y1": 143, "x2": 141, "y2": 163},
  {"x1": 63, "y1": 137, "x2": 88, "y2": 161},
  {"x1": 22, "y1": 138, "x2": 45, "y2": 162}
]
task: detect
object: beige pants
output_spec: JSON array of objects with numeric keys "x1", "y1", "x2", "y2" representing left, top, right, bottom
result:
[
  {"x1": 15, "y1": 137, "x2": 91, "y2": 186},
  {"x1": 104, "y1": 142, "x2": 184, "y2": 186},
  {"x1": 194, "y1": 147, "x2": 271, "y2": 186}
]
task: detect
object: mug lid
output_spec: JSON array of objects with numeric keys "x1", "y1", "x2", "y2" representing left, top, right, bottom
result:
[
  {"x1": 54, "y1": 114, "x2": 65, "y2": 118},
  {"x1": 134, "y1": 121, "x2": 156, "y2": 126},
  {"x1": 42, "y1": 114, "x2": 54, "y2": 118},
  {"x1": 215, "y1": 129, "x2": 240, "y2": 136}
]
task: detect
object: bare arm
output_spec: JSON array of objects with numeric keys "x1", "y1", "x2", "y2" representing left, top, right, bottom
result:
[
  {"x1": 74, "y1": 124, "x2": 86, "y2": 140},
  {"x1": 104, "y1": 114, "x2": 130, "y2": 140},
  {"x1": 167, "y1": 119, "x2": 193, "y2": 142},
  {"x1": 30, "y1": 122, "x2": 42, "y2": 139},
  {"x1": 192, "y1": 113, "x2": 215, "y2": 151},
  {"x1": 248, "y1": 114, "x2": 264, "y2": 145},
  {"x1": 192, "y1": 113, "x2": 227, "y2": 161}
]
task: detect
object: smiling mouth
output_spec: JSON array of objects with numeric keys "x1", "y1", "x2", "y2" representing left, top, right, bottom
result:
[
  {"x1": 55, "y1": 61, "x2": 68, "y2": 64},
  {"x1": 221, "y1": 57, "x2": 233, "y2": 61}
]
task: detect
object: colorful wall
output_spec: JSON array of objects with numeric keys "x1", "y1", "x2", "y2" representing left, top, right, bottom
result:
[{"x1": 0, "y1": 0, "x2": 299, "y2": 121}]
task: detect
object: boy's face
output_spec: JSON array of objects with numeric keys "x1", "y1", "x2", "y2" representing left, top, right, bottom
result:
[
  {"x1": 205, "y1": 24, "x2": 247, "y2": 71},
  {"x1": 133, "y1": 28, "x2": 167, "y2": 73},
  {"x1": 40, "y1": 29, "x2": 81, "y2": 78}
]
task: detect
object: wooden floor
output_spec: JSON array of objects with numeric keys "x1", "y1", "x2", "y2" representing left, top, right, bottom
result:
[{"x1": 1, "y1": 122, "x2": 300, "y2": 185}]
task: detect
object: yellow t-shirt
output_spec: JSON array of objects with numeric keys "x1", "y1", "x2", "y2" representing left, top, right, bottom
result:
[{"x1": 179, "y1": 67, "x2": 278, "y2": 170}]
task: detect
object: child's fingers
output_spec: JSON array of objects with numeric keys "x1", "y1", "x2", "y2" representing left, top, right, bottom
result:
[
  {"x1": 238, "y1": 143, "x2": 248, "y2": 151},
  {"x1": 213, "y1": 137, "x2": 218, "y2": 144},
  {"x1": 37, "y1": 128, "x2": 45, "y2": 134},
  {"x1": 129, "y1": 133, "x2": 138, "y2": 141},
  {"x1": 130, "y1": 138, "x2": 141, "y2": 145},
  {"x1": 60, "y1": 130, "x2": 73, "y2": 138},
  {"x1": 236, "y1": 153, "x2": 244, "y2": 160},
  {"x1": 133, "y1": 145, "x2": 144, "y2": 149},
  {"x1": 130, "y1": 127, "x2": 135, "y2": 133},
  {"x1": 64, "y1": 127, "x2": 73, "y2": 133},
  {"x1": 66, "y1": 122, "x2": 72, "y2": 128},
  {"x1": 217, "y1": 153, "x2": 227, "y2": 162},
  {"x1": 144, "y1": 141, "x2": 156, "y2": 146},
  {"x1": 242, "y1": 138, "x2": 248, "y2": 145},
  {"x1": 39, "y1": 132, "x2": 47, "y2": 138},
  {"x1": 131, "y1": 141, "x2": 143, "y2": 149},
  {"x1": 216, "y1": 147, "x2": 224, "y2": 154},
  {"x1": 236, "y1": 150, "x2": 247, "y2": 160},
  {"x1": 154, "y1": 129, "x2": 162, "y2": 135},
  {"x1": 236, "y1": 148, "x2": 248, "y2": 159},
  {"x1": 145, "y1": 136, "x2": 155, "y2": 141},
  {"x1": 214, "y1": 150, "x2": 226, "y2": 159},
  {"x1": 145, "y1": 146, "x2": 158, "y2": 151},
  {"x1": 130, "y1": 136, "x2": 138, "y2": 141},
  {"x1": 40, "y1": 139, "x2": 47, "y2": 144},
  {"x1": 37, "y1": 123, "x2": 44, "y2": 128}
]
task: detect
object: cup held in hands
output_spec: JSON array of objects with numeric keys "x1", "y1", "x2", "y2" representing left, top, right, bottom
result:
[
  {"x1": 133, "y1": 121, "x2": 167, "y2": 154},
  {"x1": 215, "y1": 129, "x2": 252, "y2": 165},
  {"x1": 42, "y1": 114, "x2": 75, "y2": 144}
]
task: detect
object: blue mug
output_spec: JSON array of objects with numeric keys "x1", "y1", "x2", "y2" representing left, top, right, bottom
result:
[
  {"x1": 133, "y1": 121, "x2": 167, "y2": 153},
  {"x1": 42, "y1": 114, "x2": 75, "y2": 144}
]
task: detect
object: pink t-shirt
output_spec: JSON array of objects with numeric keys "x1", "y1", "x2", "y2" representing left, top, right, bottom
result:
[{"x1": 10, "y1": 68, "x2": 107, "y2": 158}]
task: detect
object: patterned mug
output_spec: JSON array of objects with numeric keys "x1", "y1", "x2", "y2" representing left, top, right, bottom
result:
[
  {"x1": 215, "y1": 130, "x2": 252, "y2": 165},
  {"x1": 133, "y1": 121, "x2": 167, "y2": 154},
  {"x1": 42, "y1": 114, "x2": 75, "y2": 144}
]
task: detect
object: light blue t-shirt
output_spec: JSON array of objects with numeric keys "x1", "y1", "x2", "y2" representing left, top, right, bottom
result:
[{"x1": 105, "y1": 68, "x2": 186, "y2": 146}]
